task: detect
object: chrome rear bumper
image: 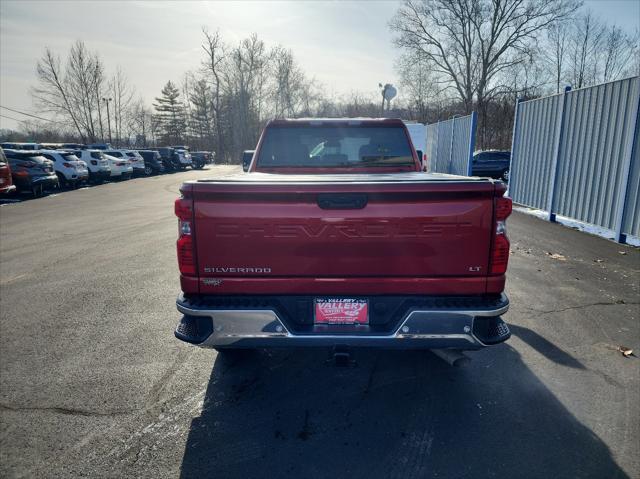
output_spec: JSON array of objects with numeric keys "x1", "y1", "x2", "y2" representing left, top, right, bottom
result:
[{"x1": 175, "y1": 294, "x2": 510, "y2": 350}]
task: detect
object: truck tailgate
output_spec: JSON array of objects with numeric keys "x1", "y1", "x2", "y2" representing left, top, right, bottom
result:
[{"x1": 187, "y1": 173, "x2": 498, "y2": 295}]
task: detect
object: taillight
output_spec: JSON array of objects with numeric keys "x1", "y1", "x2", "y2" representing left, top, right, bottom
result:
[
  {"x1": 91, "y1": 160, "x2": 98, "y2": 165},
  {"x1": 17, "y1": 161, "x2": 36, "y2": 168},
  {"x1": 63, "y1": 162, "x2": 73, "y2": 167},
  {"x1": 490, "y1": 196, "x2": 512, "y2": 275},
  {"x1": 175, "y1": 197, "x2": 196, "y2": 276}
]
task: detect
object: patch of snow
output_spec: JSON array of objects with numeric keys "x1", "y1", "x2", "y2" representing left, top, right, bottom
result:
[{"x1": 513, "y1": 205, "x2": 639, "y2": 247}]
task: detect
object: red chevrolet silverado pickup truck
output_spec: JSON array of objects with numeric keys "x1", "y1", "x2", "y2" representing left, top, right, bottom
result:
[{"x1": 174, "y1": 118, "x2": 512, "y2": 358}]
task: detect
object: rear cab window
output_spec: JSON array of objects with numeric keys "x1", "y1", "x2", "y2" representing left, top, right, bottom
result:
[{"x1": 255, "y1": 122, "x2": 417, "y2": 171}]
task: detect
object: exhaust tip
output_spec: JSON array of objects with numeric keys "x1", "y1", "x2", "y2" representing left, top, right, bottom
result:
[{"x1": 432, "y1": 349, "x2": 470, "y2": 367}]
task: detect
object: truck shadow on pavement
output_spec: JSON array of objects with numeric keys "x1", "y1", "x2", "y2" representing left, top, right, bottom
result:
[{"x1": 179, "y1": 346, "x2": 627, "y2": 479}]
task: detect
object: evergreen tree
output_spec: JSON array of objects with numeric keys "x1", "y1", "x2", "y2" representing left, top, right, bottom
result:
[
  {"x1": 189, "y1": 79, "x2": 213, "y2": 149},
  {"x1": 153, "y1": 81, "x2": 186, "y2": 145}
]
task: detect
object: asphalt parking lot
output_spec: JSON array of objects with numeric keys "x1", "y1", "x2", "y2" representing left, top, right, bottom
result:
[{"x1": 0, "y1": 165, "x2": 638, "y2": 479}]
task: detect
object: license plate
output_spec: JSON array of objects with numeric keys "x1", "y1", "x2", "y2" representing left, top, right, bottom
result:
[{"x1": 314, "y1": 298, "x2": 368, "y2": 325}]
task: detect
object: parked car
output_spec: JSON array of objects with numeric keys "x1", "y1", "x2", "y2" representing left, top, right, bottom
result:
[
  {"x1": 191, "y1": 151, "x2": 213, "y2": 169},
  {"x1": 0, "y1": 142, "x2": 42, "y2": 151},
  {"x1": 40, "y1": 143, "x2": 64, "y2": 150},
  {"x1": 174, "y1": 118, "x2": 513, "y2": 362},
  {"x1": 156, "y1": 147, "x2": 177, "y2": 171},
  {"x1": 138, "y1": 150, "x2": 165, "y2": 175},
  {"x1": 3, "y1": 149, "x2": 58, "y2": 196},
  {"x1": 0, "y1": 148, "x2": 16, "y2": 195},
  {"x1": 61, "y1": 143, "x2": 86, "y2": 150},
  {"x1": 1, "y1": 142, "x2": 20, "y2": 150},
  {"x1": 103, "y1": 153, "x2": 133, "y2": 180},
  {"x1": 241, "y1": 150, "x2": 254, "y2": 172},
  {"x1": 123, "y1": 150, "x2": 148, "y2": 175},
  {"x1": 105, "y1": 150, "x2": 145, "y2": 176},
  {"x1": 87, "y1": 143, "x2": 112, "y2": 150},
  {"x1": 39, "y1": 150, "x2": 89, "y2": 188},
  {"x1": 173, "y1": 149, "x2": 192, "y2": 169},
  {"x1": 168, "y1": 146, "x2": 193, "y2": 169},
  {"x1": 472, "y1": 150, "x2": 511, "y2": 181},
  {"x1": 74, "y1": 149, "x2": 111, "y2": 183}
]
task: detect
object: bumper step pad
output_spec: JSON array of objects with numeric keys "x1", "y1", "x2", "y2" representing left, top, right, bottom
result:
[
  {"x1": 472, "y1": 316, "x2": 511, "y2": 345},
  {"x1": 175, "y1": 315, "x2": 213, "y2": 344}
]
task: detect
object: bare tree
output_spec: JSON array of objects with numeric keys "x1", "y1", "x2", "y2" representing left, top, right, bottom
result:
[
  {"x1": 390, "y1": 0, "x2": 580, "y2": 147},
  {"x1": 128, "y1": 98, "x2": 153, "y2": 146},
  {"x1": 222, "y1": 34, "x2": 271, "y2": 159},
  {"x1": 181, "y1": 72, "x2": 196, "y2": 143},
  {"x1": 109, "y1": 67, "x2": 135, "y2": 146},
  {"x1": 601, "y1": 25, "x2": 639, "y2": 82},
  {"x1": 201, "y1": 28, "x2": 226, "y2": 159},
  {"x1": 32, "y1": 48, "x2": 83, "y2": 140},
  {"x1": 270, "y1": 46, "x2": 308, "y2": 118},
  {"x1": 547, "y1": 22, "x2": 570, "y2": 93},
  {"x1": 567, "y1": 11, "x2": 606, "y2": 89},
  {"x1": 66, "y1": 41, "x2": 98, "y2": 141},
  {"x1": 90, "y1": 56, "x2": 107, "y2": 141},
  {"x1": 396, "y1": 53, "x2": 442, "y2": 122},
  {"x1": 32, "y1": 41, "x2": 112, "y2": 143}
]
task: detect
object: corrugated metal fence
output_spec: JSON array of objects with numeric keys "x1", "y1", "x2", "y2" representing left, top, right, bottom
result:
[
  {"x1": 425, "y1": 112, "x2": 477, "y2": 176},
  {"x1": 510, "y1": 76, "x2": 640, "y2": 243}
]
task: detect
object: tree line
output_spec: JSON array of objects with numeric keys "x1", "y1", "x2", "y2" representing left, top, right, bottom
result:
[{"x1": 3, "y1": 0, "x2": 638, "y2": 159}]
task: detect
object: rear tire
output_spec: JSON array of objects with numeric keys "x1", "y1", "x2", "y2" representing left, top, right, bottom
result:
[
  {"x1": 501, "y1": 169, "x2": 510, "y2": 182},
  {"x1": 56, "y1": 173, "x2": 66, "y2": 189},
  {"x1": 144, "y1": 165, "x2": 153, "y2": 176}
]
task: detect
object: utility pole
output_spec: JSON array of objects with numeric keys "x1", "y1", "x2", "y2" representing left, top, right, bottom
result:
[{"x1": 102, "y1": 97, "x2": 113, "y2": 145}]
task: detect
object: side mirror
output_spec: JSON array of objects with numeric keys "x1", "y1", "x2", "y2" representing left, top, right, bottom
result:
[{"x1": 242, "y1": 152, "x2": 253, "y2": 172}]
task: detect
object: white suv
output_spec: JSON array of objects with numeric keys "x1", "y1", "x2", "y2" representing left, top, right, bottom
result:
[
  {"x1": 103, "y1": 153, "x2": 133, "y2": 180},
  {"x1": 39, "y1": 149, "x2": 89, "y2": 188},
  {"x1": 74, "y1": 149, "x2": 111, "y2": 183},
  {"x1": 105, "y1": 150, "x2": 145, "y2": 176},
  {"x1": 124, "y1": 150, "x2": 149, "y2": 175}
]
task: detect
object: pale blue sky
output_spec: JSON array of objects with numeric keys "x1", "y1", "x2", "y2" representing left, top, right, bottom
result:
[{"x1": 0, "y1": 0, "x2": 638, "y2": 130}]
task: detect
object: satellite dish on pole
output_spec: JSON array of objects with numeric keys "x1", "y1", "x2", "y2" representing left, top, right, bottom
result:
[
  {"x1": 379, "y1": 83, "x2": 397, "y2": 116},
  {"x1": 383, "y1": 84, "x2": 397, "y2": 101}
]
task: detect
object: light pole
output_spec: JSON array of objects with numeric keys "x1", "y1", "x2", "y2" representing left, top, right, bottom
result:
[{"x1": 102, "y1": 97, "x2": 112, "y2": 145}]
